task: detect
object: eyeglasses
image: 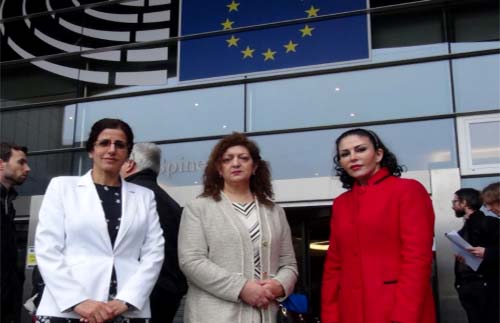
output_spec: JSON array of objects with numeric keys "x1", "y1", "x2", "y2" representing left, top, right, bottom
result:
[{"x1": 94, "y1": 139, "x2": 128, "y2": 150}]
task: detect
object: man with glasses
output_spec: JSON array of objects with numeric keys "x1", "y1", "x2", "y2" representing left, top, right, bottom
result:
[
  {"x1": 1, "y1": 142, "x2": 31, "y2": 323},
  {"x1": 451, "y1": 188, "x2": 499, "y2": 323}
]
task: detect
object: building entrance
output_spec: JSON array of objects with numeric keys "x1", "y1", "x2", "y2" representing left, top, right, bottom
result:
[{"x1": 285, "y1": 205, "x2": 331, "y2": 320}]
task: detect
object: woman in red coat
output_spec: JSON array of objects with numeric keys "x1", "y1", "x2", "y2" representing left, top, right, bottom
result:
[{"x1": 321, "y1": 128, "x2": 436, "y2": 323}]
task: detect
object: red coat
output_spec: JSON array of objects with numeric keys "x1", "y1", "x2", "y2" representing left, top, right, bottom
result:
[{"x1": 321, "y1": 168, "x2": 436, "y2": 323}]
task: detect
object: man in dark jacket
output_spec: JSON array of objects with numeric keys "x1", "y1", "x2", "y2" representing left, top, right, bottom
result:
[
  {"x1": 121, "y1": 142, "x2": 187, "y2": 323},
  {"x1": 452, "y1": 188, "x2": 499, "y2": 323},
  {"x1": 1, "y1": 142, "x2": 31, "y2": 323}
]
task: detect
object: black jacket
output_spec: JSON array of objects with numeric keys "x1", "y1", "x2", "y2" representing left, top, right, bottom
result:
[
  {"x1": 125, "y1": 169, "x2": 187, "y2": 297},
  {"x1": 455, "y1": 210, "x2": 499, "y2": 284},
  {"x1": 1, "y1": 184, "x2": 24, "y2": 306}
]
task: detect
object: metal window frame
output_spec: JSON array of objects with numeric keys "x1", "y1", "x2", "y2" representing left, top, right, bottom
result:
[{"x1": 457, "y1": 112, "x2": 500, "y2": 175}]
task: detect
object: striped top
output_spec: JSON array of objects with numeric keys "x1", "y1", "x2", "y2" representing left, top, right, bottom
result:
[{"x1": 232, "y1": 201, "x2": 262, "y2": 279}]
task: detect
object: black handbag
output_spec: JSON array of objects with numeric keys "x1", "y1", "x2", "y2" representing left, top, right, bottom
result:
[
  {"x1": 278, "y1": 304, "x2": 317, "y2": 322},
  {"x1": 277, "y1": 294, "x2": 318, "y2": 323}
]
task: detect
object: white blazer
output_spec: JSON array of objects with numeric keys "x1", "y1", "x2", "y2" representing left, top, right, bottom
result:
[{"x1": 35, "y1": 171, "x2": 164, "y2": 318}]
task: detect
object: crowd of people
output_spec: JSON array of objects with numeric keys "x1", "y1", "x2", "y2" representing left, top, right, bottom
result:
[{"x1": 1, "y1": 118, "x2": 498, "y2": 323}]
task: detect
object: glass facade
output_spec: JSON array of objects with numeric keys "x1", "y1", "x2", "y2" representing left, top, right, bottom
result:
[{"x1": 1, "y1": 0, "x2": 499, "y2": 321}]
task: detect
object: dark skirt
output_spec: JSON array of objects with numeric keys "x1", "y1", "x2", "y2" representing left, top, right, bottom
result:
[{"x1": 36, "y1": 316, "x2": 149, "y2": 323}]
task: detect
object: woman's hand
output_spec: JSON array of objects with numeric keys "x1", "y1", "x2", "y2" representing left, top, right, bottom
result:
[
  {"x1": 258, "y1": 279, "x2": 285, "y2": 298},
  {"x1": 74, "y1": 300, "x2": 114, "y2": 323},
  {"x1": 106, "y1": 299, "x2": 129, "y2": 317},
  {"x1": 239, "y1": 280, "x2": 274, "y2": 309}
]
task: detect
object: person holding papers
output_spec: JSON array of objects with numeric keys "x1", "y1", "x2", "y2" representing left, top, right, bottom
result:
[
  {"x1": 451, "y1": 188, "x2": 499, "y2": 323},
  {"x1": 321, "y1": 128, "x2": 436, "y2": 323}
]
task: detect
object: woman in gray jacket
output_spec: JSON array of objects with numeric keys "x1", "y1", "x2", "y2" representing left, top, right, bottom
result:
[{"x1": 178, "y1": 132, "x2": 298, "y2": 323}]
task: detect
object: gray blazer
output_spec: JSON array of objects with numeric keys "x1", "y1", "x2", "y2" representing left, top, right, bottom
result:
[{"x1": 178, "y1": 195, "x2": 298, "y2": 323}]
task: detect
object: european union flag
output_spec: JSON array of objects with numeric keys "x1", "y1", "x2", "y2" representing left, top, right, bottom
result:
[{"x1": 179, "y1": 0, "x2": 369, "y2": 81}]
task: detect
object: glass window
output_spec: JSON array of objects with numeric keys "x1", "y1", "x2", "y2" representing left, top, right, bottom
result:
[
  {"x1": 253, "y1": 119, "x2": 456, "y2": 181},
  {"x1": 156, "y1": 119, "x2": 457, "y2": 186},
  {"x1": 461, "y1": 176, "x2": 499, "y2": 191},
  {"x1": 371, "y1": 7, "x2": 443, "y2": 49},
  {"x1": 17, "y1": 152, "x2": 75, "y2": 196},
  {"x1": 450, "y1": 2, "x2": 499, "y2": 42},
  {"x1": 470, "y1": 122, "x2": 500, "y2": 165},
  {"x1": 453, "y1": 54, "x2": 500, "y2": 112},
  {"x1": 0, "y1": 58, "x2": 80, "y2": 108},
  {"x1": 157, "y1": 139, "x2": 217, "y2": 187},
  {"x1": 0, "y1": 0, "x2": 102, "y2": 19},
  {"x1": 76, "y1": 85, "x2": 244, "y2": 143},
  {"x1": 0, "y1": 105, "x2": 75, "y2": 151},
  {"x1": 457, "y1": 113, "x2": 500, "y2": 175},
  {"x1": 371, "y1": 43, "x2": 449, "y2": 63},
  {"x1": 247, "y1": 61, "x2": 452, "y2": 131},
  {"x1": 0, "y1": 10, "x2": 86, "y2": 63},
  {"x1": 0, "y1": 0, "x2": 178, "y2": 101}
]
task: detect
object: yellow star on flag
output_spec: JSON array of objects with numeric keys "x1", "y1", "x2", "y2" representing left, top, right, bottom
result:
[
  {"x1": 305, "y1": 6, "x2": 320, "y2": 17},
  {"x1": 226, "y1": 0, "x2": 240, "y2": 12},
  {"x1": 262, "y1": 48, "x2": 277, "y2": 61},
  {"x1": 300, "y1": 25, "x2": 315, "y2": 37},
  {"x1": 283, "y1": 40, "x2": 298, "y2": 53},
  {"x1": 241, "y1": 46, "x2": 255, "y2": 58},
  {"x1": 221, "y1": 18, "x2": 234, "y2": 30},
  {"x1": 226, "y1": 35, "x2": 239, "y2": 47}
]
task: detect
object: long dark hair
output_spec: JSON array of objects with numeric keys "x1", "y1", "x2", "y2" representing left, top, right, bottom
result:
[
  {"x1": 333, "y1": 128, "x2": 404, "y2": 189},
  {"x1": 201, "y1": 132, "x2": 274, "y2": 207}
]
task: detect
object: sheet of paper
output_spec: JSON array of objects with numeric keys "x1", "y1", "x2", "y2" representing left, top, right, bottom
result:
[{"x1": 445, "y1": 230, "x2": 482, "y2": 271}]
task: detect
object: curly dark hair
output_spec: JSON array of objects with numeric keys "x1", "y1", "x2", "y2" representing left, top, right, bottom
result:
[
  {"x1": 201, "y1": 132, "x2": 274, "y2": 207},
  {"x1": 333, "y1": 128, "x2": 404, "y2": 189}
]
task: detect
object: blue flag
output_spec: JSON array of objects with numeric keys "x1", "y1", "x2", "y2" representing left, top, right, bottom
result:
[{"x1": 179, "y1": 0, "x2": 369, "y2": 81}]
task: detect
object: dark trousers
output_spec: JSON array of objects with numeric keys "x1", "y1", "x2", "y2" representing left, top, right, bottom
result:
[
  {"x1": 456, "y1": 279, "x2": 493, "y2": 323},
  {"x1": 149, "y1": 287, "x2": 182, "y2": 323},
  {"x1": 1, "y1": 283, "x2": 23, "y2": 323},
  {"x1": 485, "y1": 279, "x2": 499, "y2": 323}
]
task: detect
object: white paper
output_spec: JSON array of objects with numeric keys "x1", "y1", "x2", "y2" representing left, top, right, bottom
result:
[{"x1": 445, "y1": 230, "x2": 483, "y2": 271}]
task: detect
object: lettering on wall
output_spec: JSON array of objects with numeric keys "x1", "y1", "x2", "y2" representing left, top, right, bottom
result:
[{"x1": 161, "y1": 158, "x2": 206, "y2": 177}]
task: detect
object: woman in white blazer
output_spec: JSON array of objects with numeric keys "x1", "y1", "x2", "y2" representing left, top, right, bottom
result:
[
  {"x1": 178, "y1": 132, "x2": 298, "y2": 323},
  {"x1": 35, "y1": 119, "x2": 164, "y2": 323}
]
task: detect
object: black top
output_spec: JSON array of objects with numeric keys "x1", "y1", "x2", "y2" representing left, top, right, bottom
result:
[
  {"x1": 1, "y1": 184, "x2": 24, "y2": 309},
  {"x1": 125, "y1": 169, "x2": 187, "y2": 297},
  {"x1": 95, "y1": 183, "x2": 122, "y2": 246},
  {"x1": 455, "y1": 210, "x2": 500, "y2": 284},
  {"x1": 95, "y1": 183, "x2": 122, "y2": 299}
]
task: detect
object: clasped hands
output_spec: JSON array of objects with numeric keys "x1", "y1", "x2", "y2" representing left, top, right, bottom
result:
[
  {"x1": 239, "y1": 279, "x2": 285, "y2": 309},
  {"x1": 74, "y1": 299, "x2": 128, "y2": 323}
]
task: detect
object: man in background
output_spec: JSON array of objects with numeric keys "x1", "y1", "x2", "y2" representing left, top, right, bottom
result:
[
  {"x1": 121, "y1": 143, "x2": 187, "y2": 323},
  {"x1": 482, "y1": 182, "x2": 500, "y2": 217},
  {"x1": 1, "y1": 142, "x2": 31, "y2": 323},
  {"x1": 452, "y1": 188, "x2": 499, "y2": 323},
  {"x1": 481, "y1": 182, "x2": 500, "y2": 323}
]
